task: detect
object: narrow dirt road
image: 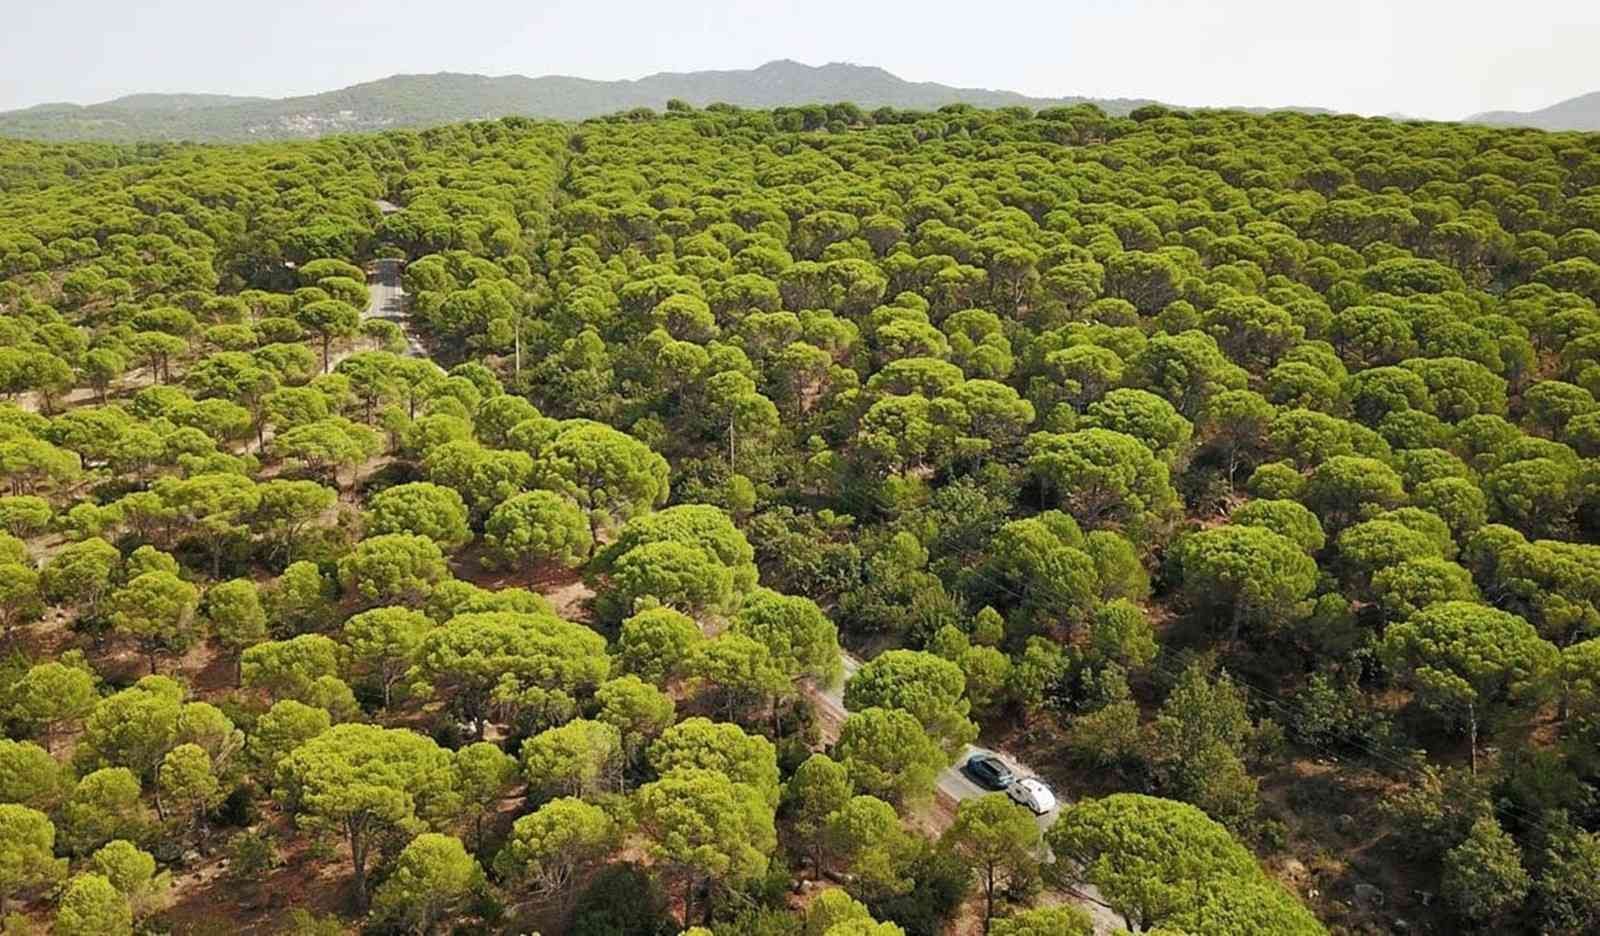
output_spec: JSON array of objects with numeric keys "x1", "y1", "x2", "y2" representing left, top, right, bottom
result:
[{"x1": 811, "y1": 653, "x2": 1127, "y2": 934}]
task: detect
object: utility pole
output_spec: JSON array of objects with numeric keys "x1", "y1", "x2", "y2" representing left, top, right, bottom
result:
[{"x1": 514, "y1": 314, "x2": 522, "y2": 379}]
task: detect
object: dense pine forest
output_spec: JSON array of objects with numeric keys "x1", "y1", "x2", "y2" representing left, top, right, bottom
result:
[{"x1": 1, "y1": 101, "x2": 1600, "y2": 936}]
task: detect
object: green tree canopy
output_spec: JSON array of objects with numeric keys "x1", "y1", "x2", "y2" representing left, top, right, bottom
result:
[
  {"x1": 483, "y1": 489, "x2": 593, "y2": 568},
  {"x1": 370, "y1": 833, "x2": 483, "y2": 934},
  {"x1": 834, "y1": 706, "x2": 948, "y2": 804},
  {"x1": 844, "y1": 650, "x2": 977, "y2": 754},
  {"x1": 495, "y1": 797, "x2": 619, "y2": 906},
  {"x1": 941, "y1": 793, "x2": 1042, "y2": 933},
  {"x1": 275, "y1": 723, "x2": 459, "y2": 909},
  {"x1": 1381, "y1": 601, "x2": 1560, "y2": 770},
  {"x1": 1176, "y1": 524, "x2": 1317, "y2": 640},
  {"x1": 410, "y1": 610, "x2": 608, "y2": 738},
  {"x1": 364, "y1": 481, "x2": 472, "y2": 550},
  {"x1": 632, "y1": 767, "x2": 777, "y2": 927},
  {"x1": 53, "y1": 873, "x2": 132, "y2": 936},
  {"x1": 1046, "y1": 794, "x2": 1324, "y2": 934},
  {"x1": 0, "y1": 804, "x2": 66, "y2": 913}
]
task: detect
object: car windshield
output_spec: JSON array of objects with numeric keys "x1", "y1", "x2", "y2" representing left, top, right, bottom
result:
[{"x1": 972, "y1": 756, "x2": 1006, "y2": 776}]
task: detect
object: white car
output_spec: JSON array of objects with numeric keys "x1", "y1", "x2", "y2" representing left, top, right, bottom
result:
[{"x1": 1005, "y1": 776, "x2": 1057, "y2": 815}]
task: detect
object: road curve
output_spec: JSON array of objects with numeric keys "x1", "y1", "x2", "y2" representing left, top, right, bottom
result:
[
  {"x1": 814, "y1": 652, "x2": 1126, "y2": 934},
  {"x1": 815, "y1": 654, "x2": 1055, "y2": 825}
]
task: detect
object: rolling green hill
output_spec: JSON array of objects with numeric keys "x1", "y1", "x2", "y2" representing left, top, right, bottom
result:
[{"x1": 0, "y1": 60, "x2": 1160, "y2": 142}]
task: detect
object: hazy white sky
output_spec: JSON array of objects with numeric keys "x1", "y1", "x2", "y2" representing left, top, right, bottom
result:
[{"x1": 2, "y1": 0, "x2": 1596, "y2": 118}]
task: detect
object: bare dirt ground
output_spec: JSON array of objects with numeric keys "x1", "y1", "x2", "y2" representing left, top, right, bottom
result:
[
  {"x1": 448, "y1": 545, "x2": 598, "y2": 623},
  {"x1": 158, "y1": 828, "x2": 358, "y2": 936},
  {"x1": 1256, "y1": 755, "x2": 1447, "y2": 934}
]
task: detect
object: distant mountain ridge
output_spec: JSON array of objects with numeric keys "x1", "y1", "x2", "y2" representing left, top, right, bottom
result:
[
  {"x1": 9, "y1": 60, "x2": 1590, "y2": 144},
  {"x1": 0, "y1": 60, "x2": 1164, "y2": 142},
  {"x1": 1468, "y1": 90, "x2": 1600, "y2": 132}
]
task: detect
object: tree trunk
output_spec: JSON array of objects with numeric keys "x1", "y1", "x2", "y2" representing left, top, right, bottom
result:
[
  {"x1": 153, "y1": 770, "x2": 167, "y2": 821},
  {"x1": 351, "y1": 826, "x2": 371, "y2": 911},
  {"x1": 321, "y1": 336, "x2": 331, "y2": 374},
  {"x1": 983, "y1": 868, "x2": 996, "y2": 934}
]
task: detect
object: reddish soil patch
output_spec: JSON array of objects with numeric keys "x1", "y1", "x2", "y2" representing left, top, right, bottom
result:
[
  {"x1": 543, "y1": 577, "x2": 597, "y2": 623},
  {"x1": 449, "y1": 547, "x2": 597, "y2": 623},
  {"x1": 156, "y1": 819, "x2": 355, "y2": 936},
  {"x1": 177, "y1": 638, "x2": 239, "y2": 700},
  {"x1": 1256, "y1": 755, "x2": 1443, "y2": 933}
]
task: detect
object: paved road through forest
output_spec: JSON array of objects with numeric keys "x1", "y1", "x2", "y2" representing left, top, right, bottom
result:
[
  {"x1": 15, "y1": 241, "x2": 418, "y2": 415},
  {"x1": 363, "y1": 256, "x2": 425, "y2": 358},
  {"x1": 813, "y1": 653, "x2": 1126, "y2": 934}
]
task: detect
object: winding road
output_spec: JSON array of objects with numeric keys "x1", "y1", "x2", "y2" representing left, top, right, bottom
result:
[{"x1": 813, "y1": 654, "x2": 1126, "y2": 934}]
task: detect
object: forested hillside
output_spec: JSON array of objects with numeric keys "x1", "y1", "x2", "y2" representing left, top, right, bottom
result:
[
  {"x1": 2, "y1": 102, "x2": 1600, "y2": 936},
  {"x1": 0, "y1": 62, "x2": 1157, "y2": 143}
]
